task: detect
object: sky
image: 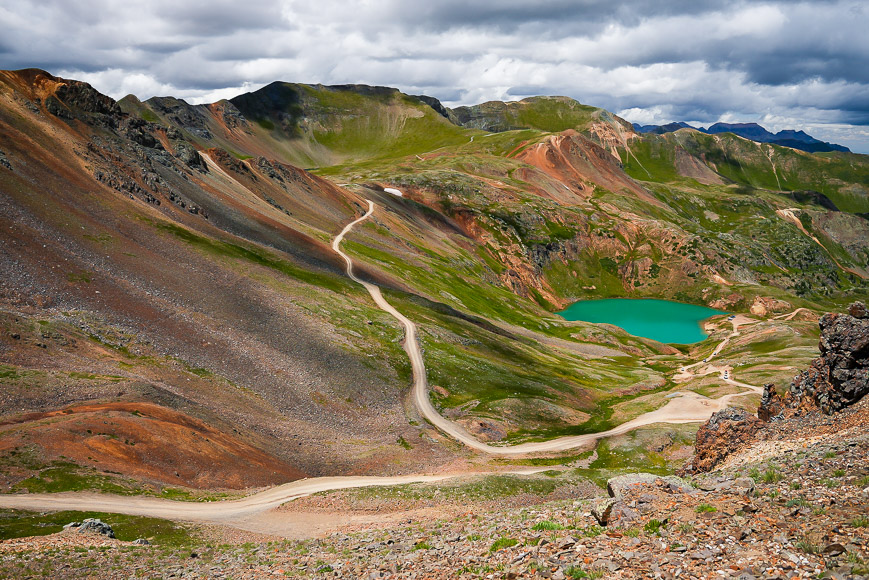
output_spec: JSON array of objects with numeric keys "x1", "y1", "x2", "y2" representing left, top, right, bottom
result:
[{"x1": 2, "y1": 0, "x2": 868, "y2": 152}]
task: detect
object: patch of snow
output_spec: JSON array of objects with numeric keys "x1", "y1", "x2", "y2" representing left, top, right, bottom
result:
[{"x1": 384, "y1": 187, "x2": 403, "y2": 197}]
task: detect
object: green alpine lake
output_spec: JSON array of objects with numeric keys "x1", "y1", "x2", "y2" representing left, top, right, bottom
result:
[{"x1": 557, "y1": 298, "x2": 727, "y2": 344}]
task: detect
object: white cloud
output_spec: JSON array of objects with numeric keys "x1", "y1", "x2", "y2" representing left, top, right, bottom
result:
[{"x1": 1, "y1": 0, "x2": 867, "y2": 152}]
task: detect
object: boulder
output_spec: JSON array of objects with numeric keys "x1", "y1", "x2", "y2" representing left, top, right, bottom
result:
[
  {"x1": 591, "y1": 498, "x2": 617, "y2": 525},
  {"x1": 606, "y1": 473, "x2": 693, "y2": 499},
  {"x1": 65, "y1": 518, "x2": 116, "y2": 538}
]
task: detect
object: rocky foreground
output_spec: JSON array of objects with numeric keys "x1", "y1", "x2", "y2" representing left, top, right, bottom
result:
[
  {"x1": 1, "y1": 399, "x2": 866, "y2": 579},
  {"x1": 1, "y1": 306, "x2": 867, "y2": 579}
]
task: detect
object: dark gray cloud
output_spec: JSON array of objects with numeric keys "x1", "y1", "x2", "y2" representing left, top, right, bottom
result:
[
  {"x1": 386, "y1": 0, "x2": 740, "y2": 32},
  {"x1": 0, "y1": 0, "x2": 867, "y2": 152}
]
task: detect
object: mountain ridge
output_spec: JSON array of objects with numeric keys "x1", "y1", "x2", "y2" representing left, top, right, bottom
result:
[{"x1": 633, "y1": 120, "x2": 850, "y2": 153}]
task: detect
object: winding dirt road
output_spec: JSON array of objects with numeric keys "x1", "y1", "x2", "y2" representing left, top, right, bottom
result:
[
  {"x1": 333, "y1": 201, "x2": 763, "y2": 455},
  {"x1": 0, "y1": 204, "x2": 784, "y2": 537}
]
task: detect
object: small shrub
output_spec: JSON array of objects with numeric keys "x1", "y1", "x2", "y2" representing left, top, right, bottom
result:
[
  {"x1": 532, "y1": 520, "x2": 564, "y2": 531},
  {"x1": 845, "y1": 554, "x2": 869, "y2": 575},
  {"x1": 644, "y1": 519, "x2": 665, "y2": 535},
  {"x1": 623, "y1": 528, "x2": 640, "y2": 538},
  {"x1": 761, "y1": 468, "x2": 782, "y2": 483},
  {"x1": 794, "y1": 534, "x2": 820, "y2": 554},
  {"x1": 852, "y1": 516, "x2": 869, "y2": 528},
  {"x1": 565, "y1": 566, "x2": 604, "y2": 579},
  {"x1": 832, "y1": 469, "x2": 845, "y2": 478},
  {"x1": 789, "y1": 482, "x2": 801, "y2": 490},
  {"x1": 824, "y1": 451, "x2": 837, "y2": 459},
  {"x1": 785, "y1": 497, "x2": 810, "y2": 508},
  {"x1": 695, "y1": 504, "x2": 716, "y2": 513},
  {"x1": 412, "y1": 541, "x2": 430, "y2": 551},
  {"x1": 579, "y1": 525, "x2": 604, "y2": 538},
  {"x1": 489, "y1": 537, "x2": 518, "y2": 552}
]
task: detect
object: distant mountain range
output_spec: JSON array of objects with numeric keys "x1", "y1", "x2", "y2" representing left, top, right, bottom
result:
[{"x1": 632, "y1": 121, "x2": 850, "y2": 153}]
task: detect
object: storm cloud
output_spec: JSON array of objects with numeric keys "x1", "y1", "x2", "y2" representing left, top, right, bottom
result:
[{"x1": 2, "y1": 0, "x2": 867, "y2": 151}]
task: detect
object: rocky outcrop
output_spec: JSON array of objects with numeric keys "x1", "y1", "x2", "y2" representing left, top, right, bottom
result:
[
  {"x1": 174, "y1": 142, "x2": 205, "y2": 169},
  {"x1": 684, "y1": 407, "x2": 762, "y2": 474},
  {"x1": 760, "y1": 301, "x2": 869, "y2": 417},
  {"x1": 709, "y1": 293, "x2": 744, "y2": 310},
  {"x1": 749, "y1": 296, "x2": 791, "y2": 317},
  {"x1": 689, "y1": 303, "x2": 869, "y2": 474}
]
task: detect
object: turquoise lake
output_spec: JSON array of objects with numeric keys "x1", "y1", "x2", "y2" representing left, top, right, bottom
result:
[{"x1": 557, "y1": 298, "x2": 727, "y2": 344}]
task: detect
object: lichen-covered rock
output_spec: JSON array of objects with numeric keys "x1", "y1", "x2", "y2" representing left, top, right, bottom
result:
[
  {"x1": 606, "y1": 473, "x2": 661, "y2": 498},
  {"x1": 591, "y1": 498, "x2": 617, "y2": 525},
  {"x1": 687, "y1": 407, "x2": 762, "y2": 474}
]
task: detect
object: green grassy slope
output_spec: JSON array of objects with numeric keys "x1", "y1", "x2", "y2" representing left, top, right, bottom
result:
[{"x1": 622, "y1": 131, "x2": 869, "y2": 213}]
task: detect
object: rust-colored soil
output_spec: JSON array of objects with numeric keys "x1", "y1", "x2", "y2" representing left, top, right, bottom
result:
[
  {"x1": 516, "y1": 131, "x2": 659, "y2": 205},
  {"x1": 0, "y1": 402, "x2": 305, "y2": 489}
]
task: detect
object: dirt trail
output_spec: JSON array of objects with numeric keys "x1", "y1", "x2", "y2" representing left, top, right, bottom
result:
[
  {"x1": 0, "y1": 469, "x2": 550, "y2": 538},
  {"x1": 334, "y1": 202, "x2": 763, "y2": 455},
  {"x1": 773, "y1": 307, "x2": 813, "y2": 321}
]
